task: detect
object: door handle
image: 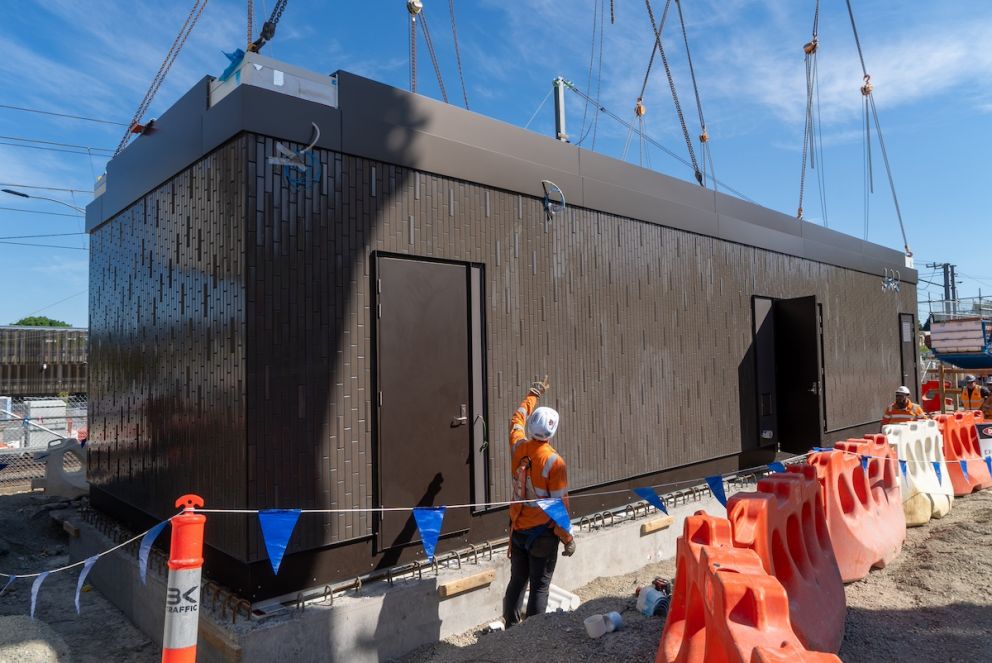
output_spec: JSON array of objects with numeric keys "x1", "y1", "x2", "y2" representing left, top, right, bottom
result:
[{"x1": 451, "y1": 404, "x2": 468, "y2": 427}]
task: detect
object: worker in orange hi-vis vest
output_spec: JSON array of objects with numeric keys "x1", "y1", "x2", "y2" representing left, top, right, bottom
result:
[
  {"x1": 982, "y1": 377, "x2": 992, "y2": 419},
  {"x1": 881, "y1": 385, "x2": 928, "y2": 427},
  {"x1": 502, "y1": 375, "x2": 575, "y2": 627},
  {"x1": 961, "y1": 375, "x2": 989, "y2": 410}
]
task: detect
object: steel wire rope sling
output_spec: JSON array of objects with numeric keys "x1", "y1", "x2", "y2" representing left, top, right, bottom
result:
[
  {"x1": 114, "y1": 0, "x2": 210, "y2": 157},
  {"x1": 448, "y1": 0, "x2": 470, "y2": 109},
  {"x1": 576, "y1": 0, "x2": 608, "y2": 148},
  {"x1": 624, "y1": 0, "x2": 671, "y2": 163},
  {"x1": 645, "y1": 0, "x2": 704, "y2": 186},
  {"x1": 563, "y1": 81, "x2": 755, "y2": 203},
  {"x1": 407, "y1": 1, "x2": 448, "y2": 102},
  {"x1": 673, "y1": 0, "x2": 715, "y2": 192},
  {"x1": 844, "y1": 0, "x2": 911, "y2": 257},
  {"x1": 797, "y1": 0, "x2": 821, "y2": 221}
]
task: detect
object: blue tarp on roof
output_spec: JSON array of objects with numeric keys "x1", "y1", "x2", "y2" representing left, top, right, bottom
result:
[{"x1": 932, "y1": 351, "x2": 992, "y2": 370}]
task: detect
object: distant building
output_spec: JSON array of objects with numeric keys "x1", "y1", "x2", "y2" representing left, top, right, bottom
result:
[{"x1": 0, "y1": 326, "x2": 88, "y2": 397}]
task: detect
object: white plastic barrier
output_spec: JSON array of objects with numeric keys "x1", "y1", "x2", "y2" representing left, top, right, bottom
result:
[
  {"x1": 31, "y1": 437, "x2": 88, "y2": 498},
  {"x1": 883, "y1": 420, "x2": 954, "y2": 526}
]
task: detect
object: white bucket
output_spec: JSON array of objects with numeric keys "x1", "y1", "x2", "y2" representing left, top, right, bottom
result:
[{"x1": 584, "y1": 614, "x2": 608, "y2": 639}]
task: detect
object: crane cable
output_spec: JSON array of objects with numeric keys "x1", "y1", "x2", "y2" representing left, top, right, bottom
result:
[
  {"x1": 409, "y1": 10, "x2": 417, "y2": 92},
  {"x1": 247, "y1": 0, "x2": 253, "y2": 50},
  {"x1": 248, "y1": 0, "x2": 287, "y2": 52},
  {"x1": 797, "y1": 0, "x2": 820, "y2": 220},
  {"x1": 419, "y1": 9, "x2": 448, "y2": 103},
  {"x1": 448, "y1": 0, "x2": 470, "y2": 110},
  {"x1": 114, "y1": 0, "x2": 209, "y2": 156},
  {"x1": 626, "y1": 1, "x2": 670, "y2": 163},
  {"x1": 645, "y1": 0, "x2": 703, "y2": 186},
  {"x1": 673, "y1": 0, "x2": 715, "y2": 192},
  {"x1": 576, "y1": 0, "x2": 601, "y2": 145},
  {"x1": 844, "y1": 0, "x2": 911, "y2": 256},
  {"x1": 563, "y1": 82, "x2": 755, "y2": 203}
]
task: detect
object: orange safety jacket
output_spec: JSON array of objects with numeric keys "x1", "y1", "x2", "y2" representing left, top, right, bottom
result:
[
  {"x1": 961, "y1": 385, "x2": 987, "y2": 410},
  {"x1": 881, "y1": 400, "x2": 927, "y2": 426},
  {"x1": 508, "y1": 392, "x2": 572, "y2": 542}
]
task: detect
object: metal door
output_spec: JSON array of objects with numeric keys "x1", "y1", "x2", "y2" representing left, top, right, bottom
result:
[
  {"x1": 899, "y1": 313, "x2": 918, "y2": 399},
  {"x1": 752, "y1": 296, "x2": 778, "y2": 448},
  {"x1": 773, "y1": 296, "x2": 823, "y2": 453},
  {"x1": 375, "y1": 255, "x2": 473, "y2": 549}
]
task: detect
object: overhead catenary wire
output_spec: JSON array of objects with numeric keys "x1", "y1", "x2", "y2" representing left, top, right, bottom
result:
[
  {"x1": 523, "y1": 87, "x2": 554, "y2": 130},
  {"x1": 0, "y1": 207, "x2": 83, "y2": 218},
  {"x1": 0, "y1": 183, "x2": 91, "y2": 194},
  {"x1": 576, "y1": 0, "x2": 601, "y2": 145},
  {"x1": 0, "y1": 104, "x2": 128, "y2": 127},
  {"x1": 0, "y1": 241, "x2": 88, "y2": 250}
]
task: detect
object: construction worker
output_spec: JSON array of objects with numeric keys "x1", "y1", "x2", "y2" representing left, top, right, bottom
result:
[
  {"x1": 983, "y1": 377, "x2": 992, "y2": 419},
  {"x1": 961, "y1": 375, "x2": 989, "y2": 410},
  {"x1": 881, "y1": 386, "x2": 928, "y2": 427},
  {"x1": 502, "y1": 376, "x2": 575, "y2": 627}
]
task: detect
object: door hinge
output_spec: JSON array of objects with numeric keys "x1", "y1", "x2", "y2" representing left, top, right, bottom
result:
[
  {"x1": 377, "y1": 278, "x2": 382, "y2": 294},
  {"x1": 378, "y1": 391, "x2": 383, "y2": 406},
  {"x1": 377, "y1": 303, "x2": 382, "y2": 319}
]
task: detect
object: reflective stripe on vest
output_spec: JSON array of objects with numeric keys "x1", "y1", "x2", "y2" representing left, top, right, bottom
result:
[{"x1": 542, "y1": 454, "x2": 559, "y2": 479}]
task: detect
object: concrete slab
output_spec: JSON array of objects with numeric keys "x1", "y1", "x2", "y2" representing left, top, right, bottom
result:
[{"x1": 69, "y1": 493, "x2": 727, "y2": 662}]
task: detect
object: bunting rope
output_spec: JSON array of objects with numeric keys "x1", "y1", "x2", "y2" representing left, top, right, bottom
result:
[{"x1": 6, "y1": 437, "x2": 987, "y2": 613}]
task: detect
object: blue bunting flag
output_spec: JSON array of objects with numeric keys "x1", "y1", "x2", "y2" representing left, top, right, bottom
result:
[
  {"x1": 705, "y1": 475, "x2": 727, "y2": 507},
  {"x1": 536, "y1": 497, "x2": 573, "y2": 534},
  {"x1": 75, "y1": 555, "x2": 99, "y2": 614},
  {"x1": 412, "y1": 507, "x2": 447, "y2": 562},
  {"x1": 632, "y1": 487, "x2": 668, "y2": 515},
  {"x1": 258, "y1": 509, "x2": 301, "y2": 575},
  {"x1": 138, "y1": 520, "x2": 169, "y2": 586}
]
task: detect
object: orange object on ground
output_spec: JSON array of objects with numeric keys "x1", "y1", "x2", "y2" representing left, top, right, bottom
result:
[
  {"x1": 808, "y1": 446, "x2": 904, "y2": 583},
  {"x1": 935, "y1": 411, "x2": 992, "y2": 495},
  {"x1": 162, "y1": 494, "x2": 206, "y2": 663},
  {"x1": 920, "y1": 379, "x2": 952, "y2": 413},
  {"x1": 658, "y1": 511, "x2": 841, "y2": 663},
  {"x1": 726, "y1": 465, "x2": 845, "y2": 653}
]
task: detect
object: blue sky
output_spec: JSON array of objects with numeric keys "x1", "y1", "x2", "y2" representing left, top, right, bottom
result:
[{"x1": 1, "y1": 0, "x2": 990, "y2": 327}]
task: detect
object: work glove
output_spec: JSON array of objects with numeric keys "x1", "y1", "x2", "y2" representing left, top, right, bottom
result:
[
  {"x1": 529, "y1": 375, "x2": 551, "y2": 397},
  {"x1": 562, "y1": 538, "x2": 576, "y2": 557}
]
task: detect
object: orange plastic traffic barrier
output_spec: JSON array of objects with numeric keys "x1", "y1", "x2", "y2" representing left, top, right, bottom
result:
[
  {"x1": 808, "y1": 446, "x2": 904, "y2": 583},
  {"x1": 935, "y1": 411, "x2": 992, "y2": 495},
  {"x1": 726, "y1": 465, "x2": 845, "y2": 653},
  {"x1": 162, "y1": 494, "x2": 206, "y2": 663},
  {"x1": 658, "y1": 511, "x2": 841, "y2": 663}
]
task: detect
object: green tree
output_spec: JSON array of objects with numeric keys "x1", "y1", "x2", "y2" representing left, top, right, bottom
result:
[{"x1": 10, "y1": 316, "x2": 71, "y2": 327}]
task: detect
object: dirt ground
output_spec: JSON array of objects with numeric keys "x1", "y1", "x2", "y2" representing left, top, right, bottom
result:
[
  {"x1": 0, "y1": 493, "x2": 157, "y2": 663},
  {"x1": 1, "y1": 488, "x2": 991, "y2": 662}
]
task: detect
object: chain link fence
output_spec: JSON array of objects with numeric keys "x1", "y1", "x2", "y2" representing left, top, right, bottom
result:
[{"x1": 0, "y1": 394, "x2": 86, "y2": 492}]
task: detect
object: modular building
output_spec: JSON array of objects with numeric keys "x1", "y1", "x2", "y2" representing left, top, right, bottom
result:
[
  {"x1": 0, "y1": 325, "x2": 88, "y2": 397},
  {"x1": 85, "y1": 53, "x2": 917, "y2": 600}
]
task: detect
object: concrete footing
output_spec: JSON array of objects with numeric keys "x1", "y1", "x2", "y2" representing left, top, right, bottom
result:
[{"x1": 69, "y1": 494, "x2": 724, "y2": 662}]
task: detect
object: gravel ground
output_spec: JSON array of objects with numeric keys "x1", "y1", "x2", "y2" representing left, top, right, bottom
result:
[
  {"x1": 402, "y1": 489, "x2": 992, "y2": 663},
  {"x1": 0, "y1": 492, "x2": 157, "y2": 663},
  {"x1": 840, "y1": 488, "x2": 992, "y2": 662}
]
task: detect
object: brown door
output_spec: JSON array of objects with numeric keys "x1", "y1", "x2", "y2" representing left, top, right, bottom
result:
[
  {"x1": 375, "y1": 255, "x2": 473, "y2": 550},
  {"x1": 773, "y1": 296, "x2": 823, "y2": 453},
  {"x1": 899, "y1": 313, "x2": 918, "y2": 399}
]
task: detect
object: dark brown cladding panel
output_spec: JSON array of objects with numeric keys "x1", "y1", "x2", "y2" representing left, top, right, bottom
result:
[
  {"x1": 0, "y1": 327, "x2": 88, "y2": 396},
  {"x1": 88, "y1": 131, "x2": 916, "y2": 562},
  {"x1": 87, "y1": 138, "x2": 248, "y2": 558}
]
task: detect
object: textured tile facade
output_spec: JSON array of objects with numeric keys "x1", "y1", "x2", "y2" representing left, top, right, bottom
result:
[{"x1": 88, "y1": 132, "x2": 916, "y2": 562}]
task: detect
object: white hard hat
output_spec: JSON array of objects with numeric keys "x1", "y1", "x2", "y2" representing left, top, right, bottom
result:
[
  {"x1": 966, "y1": 374, "x2": 977, "y2": 382},
  {"x1": 526, "y1": 407, "x2": 559, "y2": 441},
  {"x1": 895, "y1": 386, "x2": 911, "y2": 395}
]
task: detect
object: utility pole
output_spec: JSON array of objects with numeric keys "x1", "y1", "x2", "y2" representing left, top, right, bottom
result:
[{"x1": 926, "y1": 262, "x2": 956, "y2": 316}]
